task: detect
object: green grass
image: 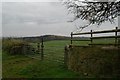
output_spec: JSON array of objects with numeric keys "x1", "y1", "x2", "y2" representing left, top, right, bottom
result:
[
  {"x1": 73, "y1": 38, "x2": 116, "y2": 45},
  {"x1": 3, "y1": 52, "x2": 81, "y2": 78},
  {"x1": 92, "y1": 38, "x2": 115, "y2": 44},
  {"x1": 2, "y1": 40, "x2": 80, "y2": 78},
  {"x1": 2, "y1": 39, "x2": 118, "y2": 78}
]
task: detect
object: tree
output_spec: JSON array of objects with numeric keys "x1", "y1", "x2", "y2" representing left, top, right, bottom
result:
[
  {"x1": 63, "y1": 0, "x2": 120, "y2": 29},
  {"x1": 63, "y1": 0, "x2": 120, "y2": 44}
]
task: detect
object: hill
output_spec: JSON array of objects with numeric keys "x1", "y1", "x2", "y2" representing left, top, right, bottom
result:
[
  {"x1": 3, "y1": 35, "x2": 89, "y2": 43},
  {"x1": 21, "y1": 35, "x2": 89, "y2": 43}
]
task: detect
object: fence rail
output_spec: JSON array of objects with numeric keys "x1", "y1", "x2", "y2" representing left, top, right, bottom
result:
[
  {"x1": 72, "y1": 27, "x2": 120, "y2": 35},
  {"x1": 25, "y1": 37, "x2": 44, "y2": 60},
  {"x1": 71, "y1": 27, "x2": 120, "y2": 46}
]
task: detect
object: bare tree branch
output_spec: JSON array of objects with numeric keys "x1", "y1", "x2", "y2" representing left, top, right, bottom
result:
[{"x1": 63, "y1": 0, "x2": 120, "y2": 27}]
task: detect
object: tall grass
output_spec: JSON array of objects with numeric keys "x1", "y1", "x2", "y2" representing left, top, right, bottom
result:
[
  {"x1": 2, "y1": 40, "x2": 80, "y2": 78},
  {"x1": 2, "y1": 38, "x2": 33, "y2": 55}
]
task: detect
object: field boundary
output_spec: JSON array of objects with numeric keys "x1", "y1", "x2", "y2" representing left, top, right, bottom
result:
[{"x1": 71, "y1": 27, "x2": 120, "y2": 46}]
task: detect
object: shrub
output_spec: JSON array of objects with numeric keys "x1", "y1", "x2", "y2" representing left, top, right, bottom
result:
[
  {"x1": 2, "y1": 38, "x2": 34, "y2": 55},
  {"x1": 65, "y1": 45, "x2": 120, "y2": 77}
]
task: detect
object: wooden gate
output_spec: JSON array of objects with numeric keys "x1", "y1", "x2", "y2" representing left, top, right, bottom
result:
[
  {"x1": 24, "y1": 37, "x2": 44, "y2": 60},
  {"x1": 43, "y1": 40, "x2": 65, "y2": 64}
]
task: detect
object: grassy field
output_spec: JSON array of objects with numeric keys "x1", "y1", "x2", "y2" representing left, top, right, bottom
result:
[
  {"x1": 2, "y1": 40, "x2": 81, "y2": 78},
  {"x1": 2, "y1": 39, "x2": 118, "y2": 78}
]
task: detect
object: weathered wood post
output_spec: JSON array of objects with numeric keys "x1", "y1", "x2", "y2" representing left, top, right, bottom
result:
[
  {"x1": 90, "y1": 30, "x2": 93, "y2": 44},
  {"x1": 118, "y1": 2, "x2": 120, "y2": 45},
  {"x1": 26, "y1": 45, "x2": 29, "y2": 54},
  {"x1": 71, "y1": 32, "x2": 73, "y2": 44},
  {"x1": 115, "y1": 27, "x2": 118, "y2": 46},
  {"x1": 23, "y1": 44, "x2": 26, "y2": 55},
  {"x1": 64, "y1": 45, "x2": 70, "y2": 68},
  {"x1": 37, "y1": 42, "x2": 40, "y2": 54},
  {"x1": 41, "y1": 36, "x2": 44, "y2": 60}
]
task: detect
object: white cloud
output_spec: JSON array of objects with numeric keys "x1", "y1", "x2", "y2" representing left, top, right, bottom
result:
[
  {"x1": 2, "y1": 2, "x2": 74, "y2": 37},
  {"x1": 2, "y1": 2, "x2": 118, "y2": 37},
  {"x1": 2, "y1": 0, "x2": 60, "y2": 2}
]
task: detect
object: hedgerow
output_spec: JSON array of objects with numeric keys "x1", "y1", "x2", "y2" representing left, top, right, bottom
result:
[{"x1": 2, "y1": 38, "x2": 34, "y2": 55}]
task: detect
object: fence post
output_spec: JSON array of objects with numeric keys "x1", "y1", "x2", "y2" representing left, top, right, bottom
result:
[
  {"x1": 71, "y1": 32, "x2": 73, "y2": 44},
  {"x1": 91, "y1": 30, "x2": 93, "y2": 44},
  {"x1": 115, "y1": 27, "x2": 118, "y2": 46},
  {"x1": 23, "y1": 44, "x2": 26, "y2": 55},
  {"x1": 37, "y1": 43, "x2": 40, "y2": 54},
  {"x1": 41, "y1": 36, "x2": 44, "y2": 60},
  {"x1": 64, "y1": 45, "x2": 69, "y2": 68},
  {"x1": 118, "y1": 27, "x2": 120, "y2": 44}
]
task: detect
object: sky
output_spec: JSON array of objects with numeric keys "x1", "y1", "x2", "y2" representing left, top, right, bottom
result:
[{"x1": 1, "y1": 0, "x2": 119, "y2": 37}]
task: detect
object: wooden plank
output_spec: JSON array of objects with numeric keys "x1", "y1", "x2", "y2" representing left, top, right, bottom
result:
[
  {"x1": 91, "y1": 30, "x2": 93, "y2": 44},
  {"x1": 72, "y1": 28, "x2": 120, "y2": 35},
  {"x1": 91, "y1": 36, "x2": 120, "y2": 39},
  {"x1": 71, "y1": 39, "x2": 91, "y2": 41},
  {"x1": 71, "y1": 32, "x2": 73, "y2": 44},
  {"x1": 41, "y1": 36, "x2": 44, "y2": 60},
  {"x1": 115, "y1": 27, "x2": 118, "y2": 45}
]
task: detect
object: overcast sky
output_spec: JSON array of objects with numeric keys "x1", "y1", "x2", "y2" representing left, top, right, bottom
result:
[{"x1": 2, "y1": 1, "x2": 118, "y2": 37}]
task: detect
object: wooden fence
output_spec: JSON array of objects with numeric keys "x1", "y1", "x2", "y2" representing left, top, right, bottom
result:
[
  {"x1": 41, "y1": 37, "x2": 44, "y2": 60},
  {"x1": 71, "y1": 27, "x2": 120, "y2": 46},
  {"x1": 24, "y1": 37, "x2": 44, "y2": 60}
]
